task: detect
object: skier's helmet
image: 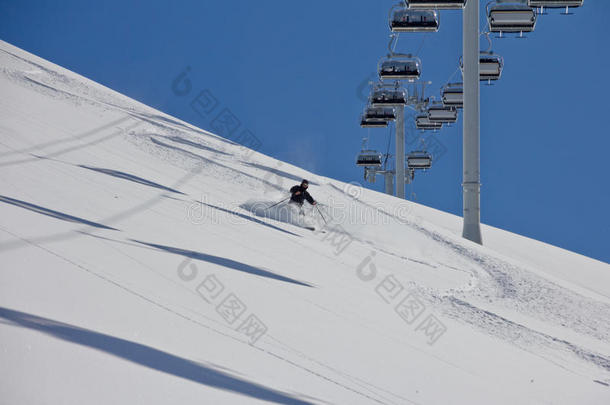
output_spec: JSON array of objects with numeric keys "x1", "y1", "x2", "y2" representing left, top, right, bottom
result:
[{"x1": 301, "y1": 179, "x2": 309, "y2": 188}]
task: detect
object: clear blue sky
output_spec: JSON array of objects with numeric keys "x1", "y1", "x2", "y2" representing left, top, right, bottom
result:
[{"x1": 1, "y1": 0, "x2": 608, "y2": 263}]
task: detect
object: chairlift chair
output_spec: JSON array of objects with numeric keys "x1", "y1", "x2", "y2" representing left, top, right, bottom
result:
[
  {"x1": 379, "y1": 57, "x2": 422, "y2": 81},
  {"x1": 360, "y1": 117, "x2": 389, "y2": 128},
  {"x1": 427, "y1": 103, "x2": 458, "y2": 123},
  {"x1": 390, "y1": 6, "x2": 440, "y2": 32},
  {"x1": 356, "y1": 150, "x2": 383, "y2": 167},
  {"x1": 370, "y1": 85, "x2": 408, "y2": 107},
  {"x1": 462, "y1": 52, "x2": 504, "y2": 82},
  {"x1": 479, "y1": 52, "x2": 504, "y2": 81},
  {"x1": 441, "y1": 83, "x2": 463, "y2": 108},
  {"x1": 528, "y1": 0, "x2": 583, "y2": 5},
  {"x1": 487, "y1": 2, "x2": 537, "y2": 35},
  {"x1": 416, "y1": 114, "x2": 443, "y2": 130},
  {"x1": 406, "y1": 0, "x2": 467, "y2": 10},
  {"x1": 527, "y1": 0, "x2": 583, "y2": 14},
  {"x1": 364, "y1": 106, "x2": 397, "y2": 121},
  {"x1": 407, "y1": 150, "x2": 433, "y2": 170}
]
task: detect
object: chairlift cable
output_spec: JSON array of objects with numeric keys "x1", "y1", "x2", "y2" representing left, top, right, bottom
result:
[
  {"x1": 414, "y1": 33, "x2": 429, "y2": 57},
  {"x1": 444, "y1": 66, "x2": 461, "y2": 87}
]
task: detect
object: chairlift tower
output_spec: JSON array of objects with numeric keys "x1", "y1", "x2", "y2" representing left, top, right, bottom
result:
[
  {"x1": 377, "y1": 33, "x2": 421, "y2": 199},
  {"x1": 384, "y1": 171, "x2": 394, "y2": 195},
  {"x1": 462, "y1": 0, "x2": 483, "y2": 244},
  {"x1": 396, "y1": 80, "x2": 431, "y2": 198},
  {"x1": 395, "y1": 106, "x2": 406, "y2": 198}
]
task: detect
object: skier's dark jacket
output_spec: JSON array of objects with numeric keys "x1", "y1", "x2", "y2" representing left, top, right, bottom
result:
[{"x1": 290, "y1": 185, "x2": 315, "y2": 205}]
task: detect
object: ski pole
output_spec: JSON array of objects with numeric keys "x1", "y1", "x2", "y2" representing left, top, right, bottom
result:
[
  {"x1": 316, "y1": 205, "x2": 328, "y2": 225},
  {"x1": 266, "y1": 197, "x2": 290, "y2": 210}
]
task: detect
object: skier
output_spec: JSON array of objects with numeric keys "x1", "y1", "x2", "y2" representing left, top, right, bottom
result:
[
  {"x1": 287, "y1": 179, "x2": 325, "y2": 231},
  {"x1": 289, "y1": 179, "x2": 316, "y2": 208}
]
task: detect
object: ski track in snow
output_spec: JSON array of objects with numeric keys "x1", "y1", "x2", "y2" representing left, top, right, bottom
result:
[{"x1": 330, "y1": 184, "x2": 610, "y2": 380}]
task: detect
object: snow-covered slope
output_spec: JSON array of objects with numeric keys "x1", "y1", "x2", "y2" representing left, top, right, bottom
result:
[{"x1": 1, "y1": 40, "x2": 609, "y2": 404}]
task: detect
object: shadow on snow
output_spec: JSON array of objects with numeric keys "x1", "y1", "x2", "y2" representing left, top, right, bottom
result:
[
  {"x1": 0, "y1": 195, "x2": 118, "y2": 230},
  {"x1": 131, "y1": 240, "x2": 312, "y2": 288},
  {"x1": 79, "y1": 165, "x2": 185, "y2": 195},
  {"x1": 0, "y1": 307, "x2": 314, "y2": 405}
]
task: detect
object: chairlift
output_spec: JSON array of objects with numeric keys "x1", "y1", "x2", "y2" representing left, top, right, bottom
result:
[
  {"x1": 364, "y1": 106, "x2": 397, "y2": 121},
  {"x1": 480, "y1": 52, "x2": 504, "y2": 82},
  {"x1": 379, "y1": 57, "x2": 422, "y2": 81},
  {"x1": 360, "y1": 117, "x2": 389, "y2": 128},
  {"x1": 406, "y1": 0, "x2": 467, "y2": 10},
  {"x1": 360, "y1": 106, "x2": 395, "y2": 127},
  {"x1": 487, "y1": 2, "x2": 537, "y2": 36},
  {"x1": 390, "y1": 6, "x2": 440, "y2": 32},
  {"x1": 370, "y1": 85, "x2": 408, "y2": 107},
  {"x1": 357, "y1": 150, "x2": 383, "y2": 167},
  {"x1": 527, "y1": 1, "x2": 583, "y2": 15},
  {"x1": 416, "y1": 114, "x2": 443, "y2": 130},
  {"x1": 427, "y1": 102, "x2": 458, "y2": 123},
  {"x1": 462, "y1": 52, "x2": 504, "y2": 82},
  {"x1": 407, "y1": 150, "x2": 433, "y2": 170},
  {"x1": 441, "y1": 83, "x2": 463, "y2": 108}
]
